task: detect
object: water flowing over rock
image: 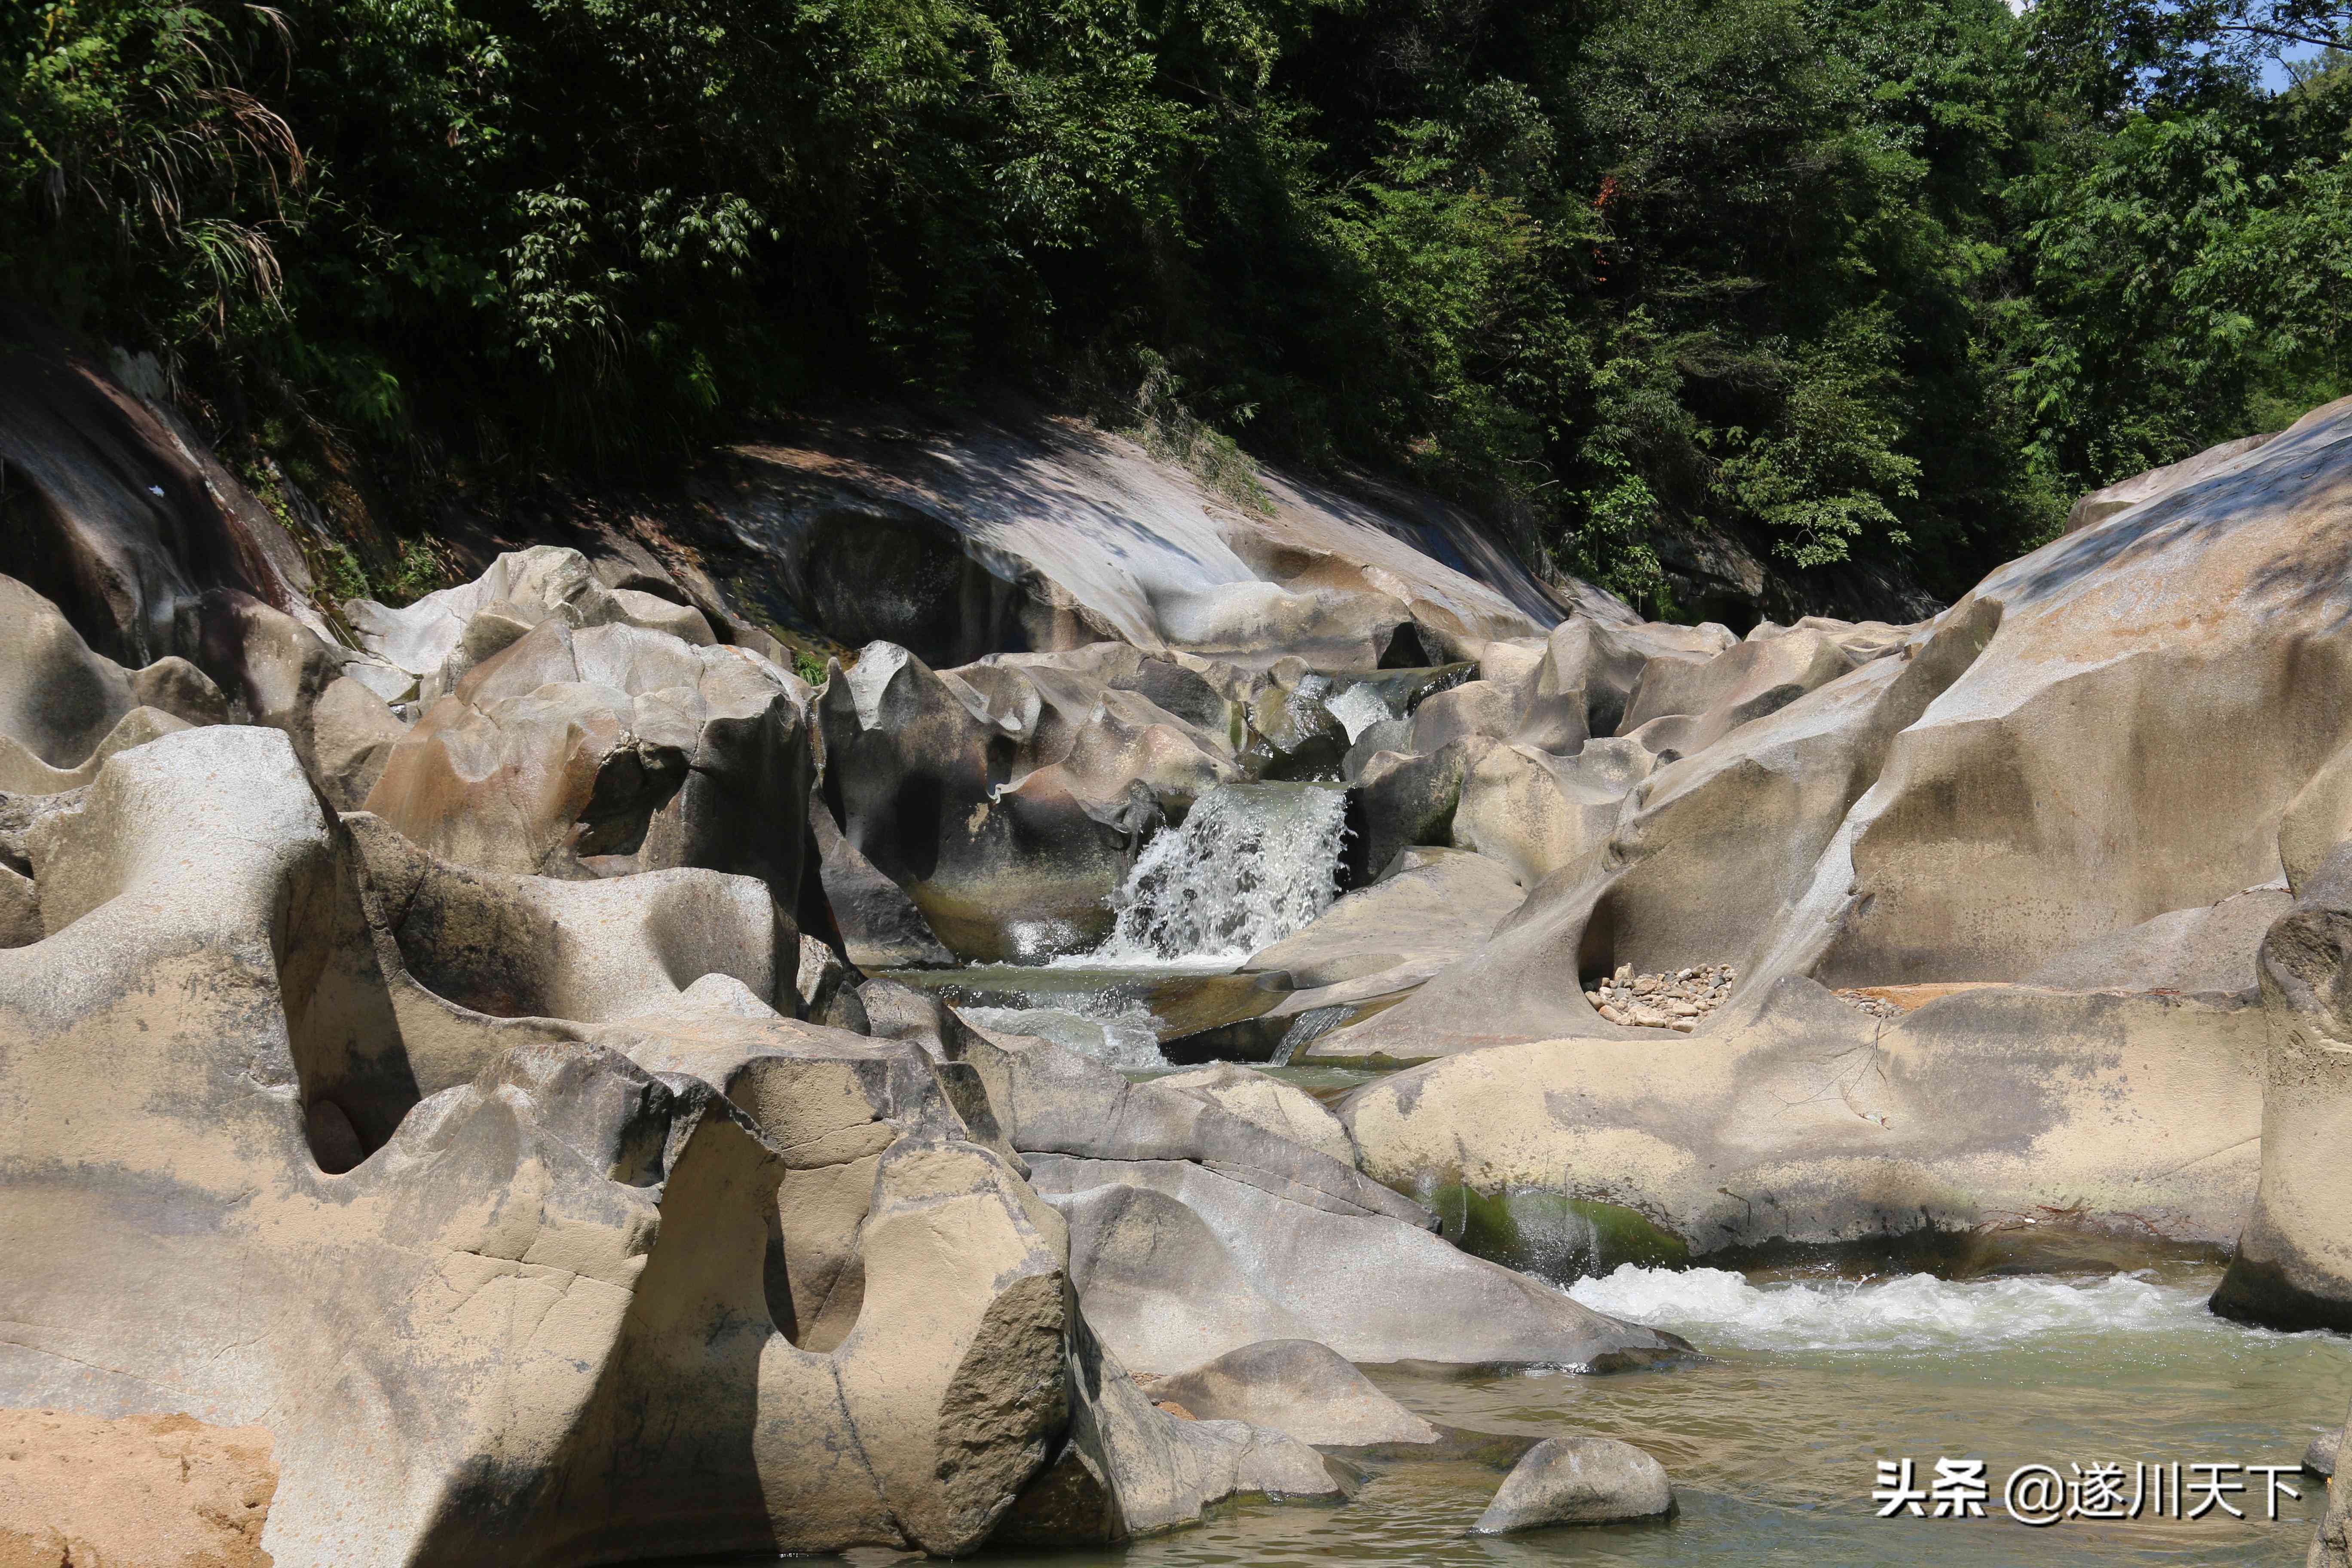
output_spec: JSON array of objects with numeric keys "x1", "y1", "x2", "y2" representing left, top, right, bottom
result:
[
  {"x1": 24, "y1": 325, "x2": 2352, "y2": 1567},
  {"x1": 1096, "y1": 782, "x2": 1351, "y2": 963}
]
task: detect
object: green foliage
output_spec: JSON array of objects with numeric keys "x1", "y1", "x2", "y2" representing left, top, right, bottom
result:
[{"x1": 6, "y1": 0, "x2": 2351, "y2": 613}]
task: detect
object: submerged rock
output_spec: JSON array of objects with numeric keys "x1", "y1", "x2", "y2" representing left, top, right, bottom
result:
[
  {"x1": 1472, "y1": 1436, "x2": 1673, "y2": 1533},
  {"x1": 1139, "y1": 1339, "x2": 1438, "y2": 1447}
]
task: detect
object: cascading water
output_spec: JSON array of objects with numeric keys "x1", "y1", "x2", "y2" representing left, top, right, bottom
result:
[
  {"x1": 1323, "y1": 681, "x2": 1394, "y2": 742},
  {"x1": 1087, "y1": 781, "x2": 1351, "y2": 964}
]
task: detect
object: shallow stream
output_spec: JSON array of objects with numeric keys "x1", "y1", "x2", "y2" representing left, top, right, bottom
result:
[
  {"x1": 666, "y1": 1265, "x2": 2346, "y2": 1568},
  {"x1": 841, "y1": 770, "x2": 2352, "y2": 1567}
]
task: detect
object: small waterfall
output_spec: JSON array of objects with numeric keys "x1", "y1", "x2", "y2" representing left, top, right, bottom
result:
[
  {"x1": 1324, "y1": 681, "x2": 1393, "y2": 742},
  {"x1": 1090, "y1": 782, "x2": 1350, "y2": 964}
]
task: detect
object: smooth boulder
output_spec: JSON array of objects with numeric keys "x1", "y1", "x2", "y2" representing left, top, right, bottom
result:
[
  {"x1": 1472, "y1": 1436, "x2": 1672, "y2": 1533},
  {"x1": 1141, "y1": 1340, "x2": 1438, "y2": 1447}
]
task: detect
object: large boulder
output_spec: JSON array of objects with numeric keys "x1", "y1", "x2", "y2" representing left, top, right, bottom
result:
[
  {"x1": 1343, "y1": 977, "x2": 2266, "y2": 1265},
  {"x1": 2064, "y1": 431, "x2": 2275, "y2": 535},
  {"x1": 2211, "y1": 841, "x2": 2352, "y2": 1331},
  {"x1": 365, "y1": 614, "x2": 815, "y2": 891},
  {"x1": 1028, "y1": 1154, "x2": 1688, "y2": 1374},
  {"x1": 346, "y1": 544, "x2": 717, "y2": 704},
  {"x1": 2318, "y1": 1404, "x2": 2352, "y2": 1568},
  {"x1": 0, "y1": 576, "x2": 227, "y2": 794},
  {"x1": 1805, "y1": 403, "x2": 2352, "y2": 986},
  {"x1": 994, "y1": 1314, "x2": 1341, "y2": 1546},
  {"x1": 0, "y1": 308, "x2": 334, "y2": 666},
  {"x1": 2025, "y1": 883, "x2": 2290, "y2": 996},
  {"x1": 698, "y1": 412, "x2": 1591, "y2": 671},
  {"x1": 1471, "y1": 1436, "x2": 1672, "y2": 1533},
  {"x1": 1152, "y1": 1063, "x2": 1358, "y2": 1169},
  {"x1": 1245, "y1": 845, "x2": 1525, "y2": 991},
  {"x1": 816, "y1": 641, "x2": 1241, "y2": 959},
  {"x1": 1307, "y1": 607, "x2": 1999, "y2": 1064},
  {"x1": 0, "y1": 725, "x2": 1089, "y2": 1564}
]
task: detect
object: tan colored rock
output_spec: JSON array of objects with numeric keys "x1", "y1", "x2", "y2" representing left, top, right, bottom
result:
[
  {"x1": 1153, "y1": 1064, "x2": 1357, "y2": 1168},
  {"x1": 1029, "y1": 1155, "x2": 1687, "y2": 1374},
  {"x1": 994, "y1": 1316, "x2": 1342, "y2": 1546},
  {"x1": 0, "y1": 1409, "x2": 277, "y2": 1568},
  {"x1": 2064, "y1": 430, "x2": 2275, "y2": 535},
  {"x1": 699, "y1": 413, "x2": 1577, "y2": 673},
  {"x1": 1142, "y1": 1339, "x2": 1438, "y2": 1447},
  {"x1": 0, "y1": 725, "x2": 1082, "y2": 1565},
  {"x1": 2025, "y1": 883, "x2": 2290, "y2": 996},
  {"x1": 1809, "y1": 404, "x2": 2352, "y2": 986},
  {"x1": 1343, "y1": 977, "x2": 2266, "y2": 1257},
  {"x1": 1451, "y1": 739, "x2": 1653, "y2": 887},
  {"x1": 365, "y1": 615, "x2": 814, "y2": 891},
  {"x1": 346, "y1": 545, "x2": 723, "y2": 702},
  {"x1": 1472, "y1": 1435, "x2": 1672, "y2": 1532},
  {"x1": 0, "y1": 576, "x2": 224, "y2": 793},
  {"x1": 2213, "y1": 842, "x2": 2352, "y2": 1331},
  {"x1": 1308, "y1": 606, "x2": 1996, "y2": 1063},
  {"x1": 1245, "y1": 844, "x2": 1524, "y2": 992},
  {"x1": 2281, "y1": 737, "x2": 2352, "y2": 897},
  {"x1": 1619, "y1": 625, "x2": 1860, "y2": 760}
]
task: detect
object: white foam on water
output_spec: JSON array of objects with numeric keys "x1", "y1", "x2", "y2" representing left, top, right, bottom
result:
[
  {"x1": 1325, "y1": 682, "x2": 1393, "y2": 742},
  {"x1": 960, "y1": 1002, "x2": 1170, "y2": 1069},
  {"x1": 1567, "y1": 1265, "x2": 2245, "y2": 1354},
  {"x1": 1087, "y1": 782, "x2": 1350, "y2": 965}
]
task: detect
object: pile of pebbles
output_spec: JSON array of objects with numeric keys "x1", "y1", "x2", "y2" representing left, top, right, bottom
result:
[
  {"x1": 1833, "y1": 988, "x2": 1902, "y2": 1020},
  {"x1": 1583, "y1": 964, "x2": 1734, "y2": 1032}
]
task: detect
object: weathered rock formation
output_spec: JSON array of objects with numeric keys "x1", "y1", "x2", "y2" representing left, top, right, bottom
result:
[
  {"x1": 0, "y1": 726, "x2": 1076, "y2": 1564},
  {"x1": 696, "y1": 412, "x2": 1602, "y2": 671},
  {"x1": 365, "y1": 605, "x2": 815, "y2": 890}
]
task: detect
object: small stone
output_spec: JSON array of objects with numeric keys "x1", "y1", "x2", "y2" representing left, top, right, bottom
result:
[
  {"x1": 2306, "y1": 1425, "x2": 2340, "y2": 1479},
  {"x1": 1598, "y1": 1004, "x2": 1629, "y2": 1026},
  {"x1": 1585, "y1": 991, "x2": 1603, "y2": 1006},
  {"x1": 1633, "y1": 975, "x2": 1659, "y2": 996},
  {"x1": 1668, "y1": 1001, "x2": 1699, "y2": 1017},
  {"x1": 1613, "y1": 964, "x2": 1633, "y2": 985},
  {"x1": 1473, "y1": 1436, "x2": 1673, "y2": 1533}
]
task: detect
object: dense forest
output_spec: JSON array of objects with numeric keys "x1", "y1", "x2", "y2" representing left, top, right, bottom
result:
[{"x1": 6, "y1": 0, "x2": 2350, "y2": 612}]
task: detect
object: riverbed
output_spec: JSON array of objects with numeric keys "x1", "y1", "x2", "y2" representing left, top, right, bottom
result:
[{"x1": 664, "y1": 1265, "x2": 2345, "y2": 1567}]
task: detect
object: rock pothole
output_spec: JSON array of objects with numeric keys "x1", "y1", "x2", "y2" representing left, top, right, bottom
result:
[{"x1": 1583, "y1": 964, "x2": 1735, "y2": 1032}]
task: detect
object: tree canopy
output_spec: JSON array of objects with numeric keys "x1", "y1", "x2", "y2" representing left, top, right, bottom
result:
[{"x1": 7, "y1": 0, "x2": 2349, "y2": 612}]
